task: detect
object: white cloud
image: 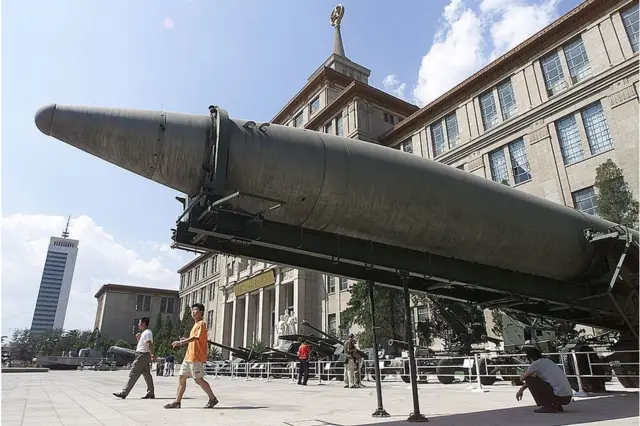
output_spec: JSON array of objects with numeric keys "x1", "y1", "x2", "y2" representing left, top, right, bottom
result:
[
  {"x1": 164, "y1": 17, "x2": 175, "y2": 29},
  {"x1": 382, "y1": 74, "x2": 407, "y2": 100},
  {"x1": 1, "y1": 214, "x2": 195, "y2": 337},
  {"x1": 411, "y1": 0, "x2": 561, "y2": 107}
]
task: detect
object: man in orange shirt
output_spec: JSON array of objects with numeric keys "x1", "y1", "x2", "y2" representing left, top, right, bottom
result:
[
  {"x1": 297, "y1": 338, "x2": 311, "y2": 386},
  {"x1": 164, "y1": 303, "x2": 218, "y2": 409}
]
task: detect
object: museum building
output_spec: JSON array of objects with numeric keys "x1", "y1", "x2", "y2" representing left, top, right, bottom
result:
[{"x1": 177, "y1": 0, "x2": 639, "y2": 356}]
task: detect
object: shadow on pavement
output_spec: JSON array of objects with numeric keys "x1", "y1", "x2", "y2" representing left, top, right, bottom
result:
[
  {"x1": 358, "y1": 393, "x2": 639, "y2": 426},
  {"x1": 216, "y1": 406, "x2": 269, "y2": 410}
]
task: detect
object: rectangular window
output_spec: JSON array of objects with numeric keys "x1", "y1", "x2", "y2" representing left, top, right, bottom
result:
[
  {"x1": 563, "y1": 37, "x2": 591, "y2": 84},
  {"x1": 195, "y1": 266, "x2": 200, "y2": 282},
  {"x1": 555, "y1": 115, "x2": 584, "y2": 165},
  {"x1": 187, "y1": 271, "x2": 192, "y2": 286},
  {"x1": 207, "y1": 310, "x2": 214, "y2": 327},
  {"x1": 136, "y1": 295, "x2": 151, "y2": 312},
  {"x1": 622, "y1": 3, "x2": 639, "y2": 53},
  {"x1": 293, "y1": 111, "x2": 304, "y2": 128},
  {"x1": 417, "y1": 305, "x2": 428, "y2": 323},
  {"x1": 479, "y1": 91, "x2": 499, "y2": 130},
  {"x1": 541, "y1": 51, "x2": 567, "y2": 96},
  {"x1": 328, "y1": 313, "x2": 337, "y2": 334},
  {"x1": 572, "y1": 187, "x2": 598, "y2": 216},
  {"x1": 340, "y1": 278, "x2": 348, "y2": 291},
  {"x1": 309, "y1": 97, "x2": 320, "y2": 115},
  {"x1": 324, "y1": 121, "x2": 333, "y2": 135},
  {"x1": 327, "y1": 277, "x2": 336, "y2": 294},
  {"x1": 489, "y1": 148, "x2": 510, "y2": 185},
  {"x1": 209, "y1": 283, "x2": 215, "y2": 301},
  {"x1": 180, "y1": 274, "x2": 185, "y2": 289},
  {"x1": 200, "y1": 288, "x2": 206, "y2": 303},
  {"x1": 401, "y1": 139, "x2": 413, "y2": 154},
  {"x1": 336, "y1": 115, "x2": 343, "y2": 136},
  {"x1": 581, "y1": 102, "x2": 613, "y2": 155},
  {"x1": 431, "y1": 121, "x2": 446, "y2": 157},
  {"x1": 167, "y1": 298, "x2": 175, "y2": 314},
  {"x1": 497, "y1": 79, "x2": 517, "y2": 120},
  {"x1": 508, "y1": 138, "x2": 532, "y2": 184},
  {"x1": 212, "y1": 255, "x2": 218, "y2": 273},
  {"x1": 203, "y1": 261, "x2": 208, "y2": 278},
  {"x1": 160, "y1": 298, "x2": 167, "y2": 313},
  {"x1": 445, "y1": 113, "x2": 460, "y2": 147}
]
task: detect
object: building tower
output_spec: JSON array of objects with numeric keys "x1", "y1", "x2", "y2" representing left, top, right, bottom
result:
[{"x1": 30, "y1": 216, "x2": 80, "y2": 332}]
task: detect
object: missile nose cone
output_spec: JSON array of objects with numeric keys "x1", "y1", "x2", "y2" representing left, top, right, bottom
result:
[
  {"x1": 33, "y1": 103, "x2": 213, "y2": 196},
  {"x1": 35, "y1": 103, "x2": 57, "y2": 136}
]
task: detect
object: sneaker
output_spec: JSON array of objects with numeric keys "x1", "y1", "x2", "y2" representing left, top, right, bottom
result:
[
  {"x1": 164, "y1": 401, "x2": 181, "y2": 409},
  {"x1": 204, "y1": 397, "x2": 219, "y2": 409},
  {"x1": 112, "y1": 392, "x2": 126, "y2": 399}
]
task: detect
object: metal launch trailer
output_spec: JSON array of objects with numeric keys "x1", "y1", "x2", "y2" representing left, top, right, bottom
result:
[{"x1": 34, "y1": 103, "x2": 639, "y2": 387}]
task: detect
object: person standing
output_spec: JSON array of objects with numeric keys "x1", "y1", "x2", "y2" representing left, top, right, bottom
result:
[
  {"x1": 164, "y1": 303, "x2": 218, "y2": 409},
  {"x1": 297, "y1": 339, "x2": 310, "y2": 386},
  {"x1": 113, "y1": 317, "x2": 155, "y2": 399},
  {"x1": 165, "y1": 353, "x2": 175, "y2": 377},
  {"x1": 516, "y1": 347, "x2": 573, "y2": 413},
  {"x1": 343, "y1": 333, "x2": 358, "y2": 388}
]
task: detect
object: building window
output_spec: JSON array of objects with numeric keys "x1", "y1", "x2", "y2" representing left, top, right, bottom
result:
[
  {"x1": 431, "y1": 121, "x2": 446, "y2": 157},
  {"x1": 581, "y1": 102, "x2": 613, "y2": 155},
  {"x1": 187, "y1": 271, "x2": 192, "y2": 286},
  {"x1": 136, "y1": 295, "x2": 151, "y2": 312},
  {"x1": 555, "y1": 115, "x2": 584, "y2": 165},
  {"x1": 293, "y1": 111, "x2": 304, "y2": 128},
  {"x1": 195, "y1": 266, "x2": 200, "y2": 282},
  {"x1": 340, "y1": 278, "x2": 348, "y2": 291},
  {"x1": 200, "y1": 288, "x2": 206, "y2": 304},
  {"x1": 489, "y1": 148, "x2": 510, "y2": 185},
  {"x1": 336, "y1": 115, "x2": 343, "y2": 136},
  {"x1": 209, "y1": 283, "x2": 215, "y2": 301},
  {"x1": 401, "y1": 139, "x2": 413, "y2": 154},
  {"x1": 497, "y1": 79, "x2": 517, "y2": 120},
  {"x1": 207, "y1": 310, "x2": 214, "y2": 327},
  {"x1": 211, "y1": 255, "x2": 218, "y2": 273},
  {"x1": 203, "y1": 261, "x2": 209, "y2": 278},
  {"x1": 445, "y1": 113, "x2": 460, "y2": 147},
  {"x1": 621, "y1": 3, "x2": 639, "y2": 53},
  {"x1": 328, "y1": 313, "x2": 337, "y2": 334},
  {"x1": 508, "y1": 139, "x2": 531, "y2": 185},
  {"x1": 384, "y1": 112, "x2": 396, "y2": 124},
  {"x1": 309, "y1": 97, "x2": 320, "y2": 115},
  {"x1": 540, "y1": 51, "x2": 566, "y2": 96},
  {"x1": 563, "y1": 37, "x2": 591, "y2": 84},
  {"x1": 324, "y1": 121, "x2": 333, "y2": 135},
  {"x1": 160, "y1": 297, "x2": 175, "y2": 314},
  {"x1": 572, "y1": 187, "x2": 598, "y2": 216},
  {"x1": 479, "y1": 91, "x2": 499, "y2": 130},
  {"x1": 180, "y1": 274, "x2": 186, "y2": 290},
  {"x1": 327, "y1": 277, "x2": 336, "y2": 294}
]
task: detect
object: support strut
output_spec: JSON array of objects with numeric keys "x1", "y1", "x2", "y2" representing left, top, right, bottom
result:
[{"x1": 368, "y1": 280, "x2": 390, "y2": 418}]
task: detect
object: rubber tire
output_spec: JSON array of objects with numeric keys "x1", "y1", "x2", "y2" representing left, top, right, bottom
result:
[
  {"x1": 473, "y1": 358, "x2": 497, "y2": 386},
  {"x1": 561, "y1": 345, "x2": 606, "y2": 393},
  {"x1": 436, "y1": 358, "x2": 457, "y2": 385}
]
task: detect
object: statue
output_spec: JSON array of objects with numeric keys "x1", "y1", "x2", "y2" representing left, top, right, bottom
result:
[
  {"x1": 330, "y1": 4, "x2": 345, "y2": 27},
  {"x1": 282, "y1": 309, "x2": 290, "y2": 325},
  {"x1": 93, "y1": 328, "x2": 101, "y2": 350},
  {"x1": 287, "y1": 312, "x2": 298, "y2": 335},
  {"x1": 277, "y1": 315, "x2": 287, "y2": 347}
]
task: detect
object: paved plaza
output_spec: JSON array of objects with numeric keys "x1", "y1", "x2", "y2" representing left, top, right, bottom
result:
[{"x1": 1, "y1": 371, "x2": 638, "y2": 426}]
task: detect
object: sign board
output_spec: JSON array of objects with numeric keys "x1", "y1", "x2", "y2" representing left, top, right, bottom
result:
[{"x1": 234, "y1": 270, "x2": 276, "y2": 297}]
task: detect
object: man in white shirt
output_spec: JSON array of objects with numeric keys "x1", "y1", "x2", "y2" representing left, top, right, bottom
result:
[
  {"x1": 516, "y1": 347, "x2": 573, "y2": 413},
  {"x1": 113, "y1": 317, "x2": 156, "y2": 400}
]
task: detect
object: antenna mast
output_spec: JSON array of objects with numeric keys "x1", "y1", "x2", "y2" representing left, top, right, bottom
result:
[{"x1": 62, "y1": 215, "x2": 71, "y2": 238}]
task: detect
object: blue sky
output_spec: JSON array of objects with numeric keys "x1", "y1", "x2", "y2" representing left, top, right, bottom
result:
[{"x1": 1, "y1": 0, "x2": 584, "y2": 335}]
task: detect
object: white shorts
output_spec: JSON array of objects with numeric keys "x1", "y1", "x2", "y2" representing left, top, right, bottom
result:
[{"x1": 179, "y1": 361, "x2": 205, "y2": 379}]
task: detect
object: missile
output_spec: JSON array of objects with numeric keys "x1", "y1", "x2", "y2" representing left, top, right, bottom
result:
[{"x1": 34, "y1": 104, "x2": 637, "y2": 283}]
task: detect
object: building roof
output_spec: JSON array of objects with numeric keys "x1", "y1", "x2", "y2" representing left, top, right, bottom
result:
[
  {"x1": 94, "y1": 283, "x2": 179, "y2": 299},
  {"x1": 271, "y1": 66, "x2": 355, "y2": 124},
  {"x1": 177, "y1": 252, "x2": 214, "y2": 274},
  {"x1": 379, "y1": 0, "x2": 622, "y2": 143},
  {"x1": 305, "y1": 79, "x2": 419, "y2": 130}
]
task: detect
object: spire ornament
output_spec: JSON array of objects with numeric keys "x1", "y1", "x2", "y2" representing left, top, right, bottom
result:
[{"x1": 330, "y1": 4, "x2": 346, "y2": 57}]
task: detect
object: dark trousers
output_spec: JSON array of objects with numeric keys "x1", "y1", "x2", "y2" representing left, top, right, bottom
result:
[
  {"x1": 298, "y1": 359, "x2": 309, "y2": 385},
  {"x1": 526, "y1": 376, "x2": 571, "y2": 408},
  {"x1": 122, "y1": 352, "x2": 154, "y2": 397}
]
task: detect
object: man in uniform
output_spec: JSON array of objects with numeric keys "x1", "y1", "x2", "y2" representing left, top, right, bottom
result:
[
  {"x1": 164, "y1": 303, "x2": 218, "y2": 409},
  {"x1": 113, "y1": 317, "x2": 155, "y2": 399},
  {"x1": 343, "y1": 333, "x2": 358, "y2": 388}
]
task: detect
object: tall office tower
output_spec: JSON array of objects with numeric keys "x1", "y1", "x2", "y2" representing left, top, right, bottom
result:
[{"x1": 30, "y1": 217, "x2": 80, "y2": 332}]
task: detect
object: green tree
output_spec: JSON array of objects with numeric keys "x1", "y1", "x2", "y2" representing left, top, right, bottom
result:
[
  {"x1": 594, "y1": 159, "x2": 639, "y2": 228},
  {"x1": 340, "y1": 281, "x2": 405, "y2": 348},
  {"x1": 113, "y1": 339, "x2": 130, "y2": 349}
]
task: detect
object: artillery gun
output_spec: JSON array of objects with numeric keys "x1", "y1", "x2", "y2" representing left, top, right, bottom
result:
[{"x1": 33, "y1": 103, "x2": 639, "y2": 388}]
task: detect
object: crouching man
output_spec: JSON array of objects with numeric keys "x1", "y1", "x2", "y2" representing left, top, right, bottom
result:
[{"x1": 516, "y1": 347, "x2": 573, "y2": 413}]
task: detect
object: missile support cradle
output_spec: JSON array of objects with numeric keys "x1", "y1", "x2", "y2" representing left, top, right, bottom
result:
[{"x1": 33, "y1": 103, "x2": 639, "y2": 388}]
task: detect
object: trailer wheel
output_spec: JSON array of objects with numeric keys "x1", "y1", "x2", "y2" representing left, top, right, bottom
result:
[
  {"x1": 473, "y1": 358, "x2": 497, "y2": 386},
  {"x1": 609, "y1": 350, "x2": 639, "y2": 388},
  {"x1": 436, "y1": 358, "x2": 457, "y2": 384},
  {"x1": 561, "y1": 345, "x2": 606, "y2": 393}
]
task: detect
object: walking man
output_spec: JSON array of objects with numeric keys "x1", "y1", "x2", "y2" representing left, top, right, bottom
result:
[
  {"x1": 297, "y1": 339, "x2": 310, "y2": 385},
  {"x1": 516, "y1": 347, "x2": 573, "y2": 413},
  {"x1": 165, "y1": 353, "x2": 175, "y2": 377},
  {"x1": 113, "y1": 317, "x2": 155, "y2": 400},
  {"x1": 164, "y1": 303, "x2": 218, "y2": 409}
]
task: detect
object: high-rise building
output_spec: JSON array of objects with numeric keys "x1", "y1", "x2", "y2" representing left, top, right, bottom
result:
[
  {"x1": 177, "y1": 0, "x2": 639, "y2": 355},
  {"x1": 30, "y1": 217, "x2": 79, "y2": 332}
]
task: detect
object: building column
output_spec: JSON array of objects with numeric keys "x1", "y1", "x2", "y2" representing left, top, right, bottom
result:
[
  {"x1": 274, "y1": 271, "x2": 281, "y2": 328},
  {"x1": 243, "y1": 293, "x2": 251, "y2": 347},
  {"x1": 230, "y1": 297, "x2": 237, "y2": 348},
  {"x1": 216, "y1": 297, "x2": 225, "y2": 343},
  {"x1": 257, "y1": 288, "x2": 264, "y2": 343}
]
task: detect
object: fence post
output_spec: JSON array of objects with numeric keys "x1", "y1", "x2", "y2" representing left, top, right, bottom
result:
[
  {"x1": 571, "y1": 350, "x2": 587, "y2": 397},
  {"x1": 472, "y1": 354, "x2": 488, "y2": 393},
  {"x1": 466, "y1": 356, "x2": 475, "y2": 390},
  {"x1": 245, "y1": 361, "x2": 251, "y2": 382},
  {"x1": 264, "y1": 362, "x2": 271, "y2": 382},
  {"x1": 290, "y1": 361, "x2": 296, "y2": 384},
  {"x1": 317, "y1": 360, "x2": 325, "y2": 386}
]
